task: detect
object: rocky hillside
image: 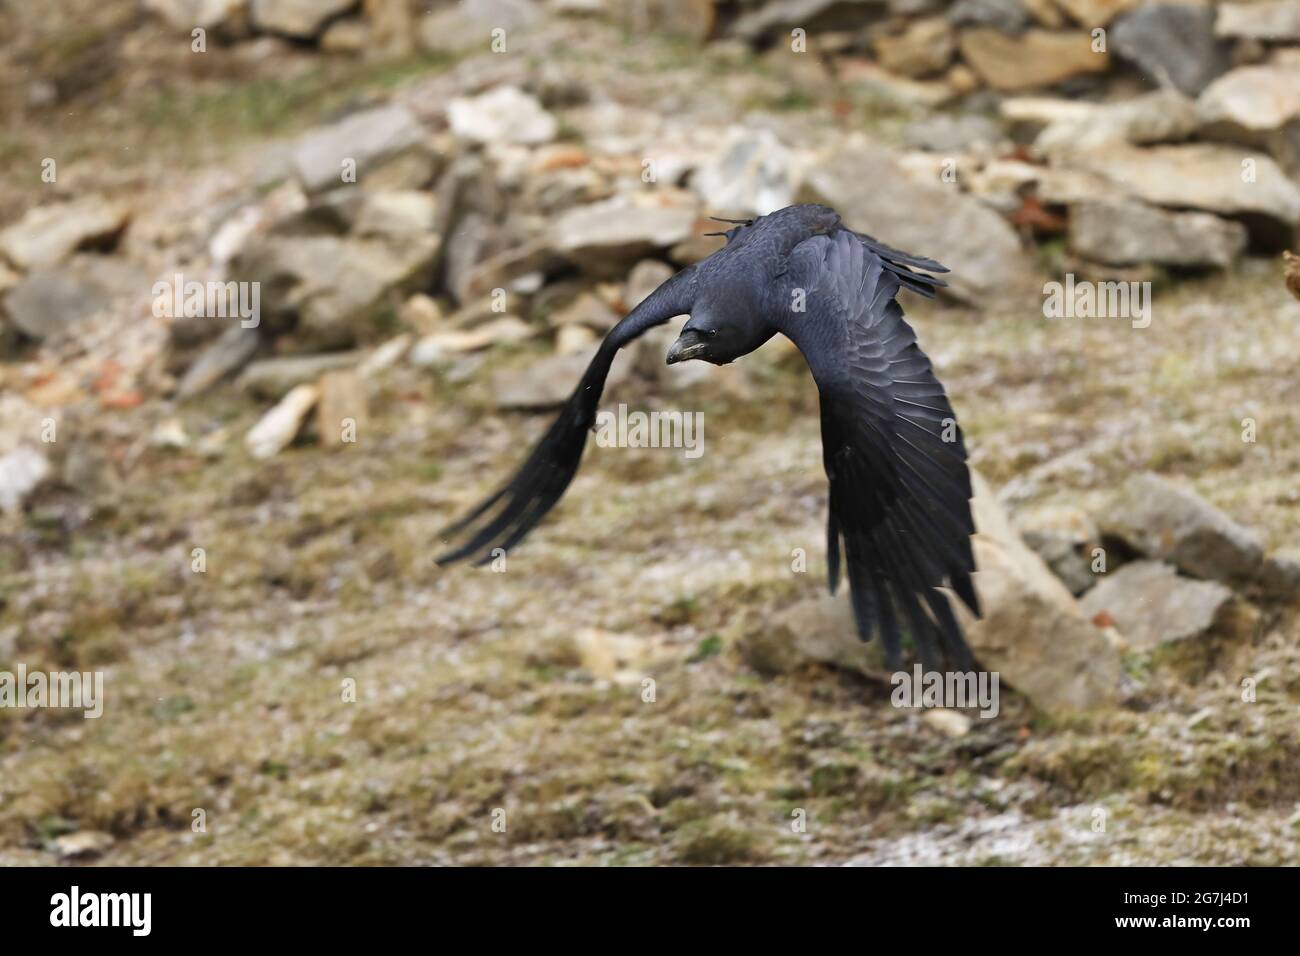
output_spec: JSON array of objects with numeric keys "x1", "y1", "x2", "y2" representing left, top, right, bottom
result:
[{"x1": 0, "y1": 0, "x2": 1297, "y2": 865}]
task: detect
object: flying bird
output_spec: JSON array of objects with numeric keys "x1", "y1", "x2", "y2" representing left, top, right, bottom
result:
[{"x1": 437, "y1": 204, "x2": 980, "y2": 670}]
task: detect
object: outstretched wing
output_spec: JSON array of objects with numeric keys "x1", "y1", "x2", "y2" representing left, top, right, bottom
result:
[
  {"x1": 436, "y1": 268, "x2": 697, "y2": 566},
  {"x1": 778, "y1": 230, "x2": 979, "y2": 671}
]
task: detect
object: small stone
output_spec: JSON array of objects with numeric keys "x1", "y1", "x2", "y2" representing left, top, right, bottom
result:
[
  {"x1": 874, "y1": 16, "x2": 955, "y2": 78},
  {"x1": 151, "y1": 418, "x2": 190, "y2": 450},
  {"x1": 399, "y1": 293, "x2": 444, "y2": 334},
  {"x1": 245, "y1": 383, "x2": 319, "y2": 459},
  {"x1": 316, "y1": 370, "x2": 368, "y2": 450},
  {"x1": 177, "y1": 325, "x2": 261, "y2": 399},
  {"x1": 53, "y1": 830, "x2": 114, "y2": 860},
  {"x1": 238, "y1": 352, "x2": 360, "y2": 400},
  {"x1": 921, "y1": 709, "x2": 972, "y2": 737},
  {"x1": 555, "y1": 323, "x2": 597, "y2": 355},
  {"x1": 447, "y1": 86, "x2": 558, "y2": 146},
  {"x1": 0, "y1": 446, "x2": 50, "y2": 514}
]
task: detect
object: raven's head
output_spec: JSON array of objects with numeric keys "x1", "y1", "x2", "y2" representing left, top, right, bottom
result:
[{"x1": 666, "y1": 291, "x2": 770, "y2": 367}]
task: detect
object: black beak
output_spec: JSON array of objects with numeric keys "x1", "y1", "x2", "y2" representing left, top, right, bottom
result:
[{"x1": 666, "y1": 329, "x2": 708, "y2": 365}]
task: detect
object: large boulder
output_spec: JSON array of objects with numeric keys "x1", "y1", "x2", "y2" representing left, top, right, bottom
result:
[
  {"x1": 0, "y1": 253, "x2": 144, "y2": 344},
  {"x1": 1052, "y1": 143, "x2": 1300, "y2": 248},
  {"x1": 1080, "y1": 560, "x2": 1234, "y2": 650},
  {"x1": 1111, "y1": 2, "x2": 1231, "y2": 96},
  {"x1": 953, "y1": 471, "x2": 1122, "y2": 716},
  {"x1": 1098, "y1": 472, "x2": 1265, "y2": 585},
  {"x1": 291, "y1": 104, "x2": 431, "y2": 194},
  {"x1": 799, "y1": 137, "x2": 1036, "y2": 303},
  {"x1": 1032, "y1": 89, "x2": 1198, "y2": 157},
  {"x1": 1068, "y1": 199, "x2": 1248, "y2": 269},
  {"x1": 738, "y1": 470, "x2": 1123, "y2": 716},
  {"x1": 233, "y1": 233, "x2": 438, "y2": 349},
  {"x1": 1196, "y1": 55, "x2": 1300, "y2": 177},
  {"x1": 550, "y1": 196, "x2": 698, "y2": 276}
]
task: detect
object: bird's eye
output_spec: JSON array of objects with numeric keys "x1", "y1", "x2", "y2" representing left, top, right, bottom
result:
[{"x1": 704, "y1": 329, "x2": 718, "y2": 337}]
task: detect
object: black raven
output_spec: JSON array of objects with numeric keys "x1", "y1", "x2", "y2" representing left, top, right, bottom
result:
[{"x1": 437, "y1": 203, "x2": 980, "y2": 669}]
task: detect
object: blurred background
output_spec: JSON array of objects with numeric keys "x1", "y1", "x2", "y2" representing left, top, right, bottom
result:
[{"x1": 0, "y1": 0, "x2": 1297, "y2": 865}]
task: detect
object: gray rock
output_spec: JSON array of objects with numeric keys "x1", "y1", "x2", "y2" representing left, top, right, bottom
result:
[
  {"x1": 903, "y1": 113, "x2": 1004, "y2": 152},
  {"x1": 1068, "y1": 200, "x2": 1248, "y2": 269},
  {"x1": 1055, "y1": 143, "x2": 1300, "y2": 245},
  {"x1": 1016, "y1": 503, "x2": 1101, "y2": 596},
  {"x1": 250, "y1": 0, "x2": 356, "y2": 38},
  {"x1": 348, "y1": 190, "x2": 439, "y2": 239},
  {"x1": 1197, "y1": 58, "x2": 1300, "y2": 136},
  {"x1": 1080, "y1": 560, "x2": 1233, "y2": 650},
  {"x1": 418, "y1": 0, "x2": 539, "y2": 54},
  {"x1": 1216, "y1": 1, "x2": 1300, "y2": 41},
  {"x1": 176, "y1": 325, "x2": 261, "y2": 399},
  {"x1": 0, "y1": 197, "x2": 130, "y2": 270},
  {"x1": 691, "y1": 127, "x2": 800, "y2": 218},
  {"x1": 234, "y1": 233, "x2": 438, "y2": 349},
  {"x1": 949, "y1": 0, "x2": 1031, "y2": 33},
  {"x1": 2, "y1": 269, "x2": 104, "y2": 340},
  {"x1": 742, "y1": 470, "x2": 1122, "y2": 715},
  {"x1": 729, "y1": 0, "x2": 888, "y2": 43},
  {"x1": 291, "y1": 104, "x2": 428, "y2": 194},
  {"x1": 492, "y1": 345, "x2": 631, "y2": 409},
  {"x1": 1033, "y1": 89, "x2": 1199, "y2": 156},
  {"x1": 799, "y1": 138, "x2": 1035, "y2": 303},
  {"x1": 1111, "y1": 2, "x2": 1231, "y2": 96},
  {"x1": 551, "y1": 197, "x2": 698, "y2": 276},
  {"x1": 737, "y1": 592, "x2": 885, "y2": 677},
  {"x1": 1099, "y1": 472, "x2": 1265, "y2": 584},
  {"x1": 952, "y1": 471, "x2": 1122, "y2": 715},
  {"x1": 237, "y1": 352, "x2": 361, "y2": 399},
  {"x1": 446, "y1": 86, "x2": 558, "y2": 146}
]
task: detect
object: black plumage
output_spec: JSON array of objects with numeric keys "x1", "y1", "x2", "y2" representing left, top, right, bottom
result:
[{"x1": 437, "y1": 203, "x2": 980, "y2": 669}]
